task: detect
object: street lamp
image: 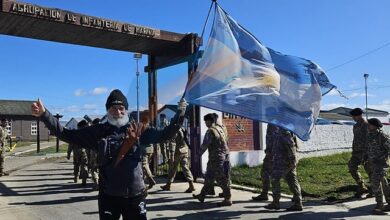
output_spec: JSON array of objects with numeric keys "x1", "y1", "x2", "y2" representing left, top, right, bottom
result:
[
  {"x1": 53, "y1": 112, "x2": 63, "y2": 152},
  {"x1": 134, "y1": 53, "x2": 142, "y2": 124},
  {"x1": 364, "y1": 73, "x2": 369, "y2": 120}
]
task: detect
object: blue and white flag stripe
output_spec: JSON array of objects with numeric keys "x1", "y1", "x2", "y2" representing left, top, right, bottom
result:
[{"x1": 185, "y1": 5, "x2": 336, "y2": 140}]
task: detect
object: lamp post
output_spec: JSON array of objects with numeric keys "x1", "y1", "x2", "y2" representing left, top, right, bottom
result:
[
  {"x1": 134, "y1": 53, "x2": 142, "y2": 124},
  {"x1": 364, "y1": 73, "x2": 369, "y2": 120},
  {"x1": 53, "y1": 113, "x2": 63, "y2": 152}
]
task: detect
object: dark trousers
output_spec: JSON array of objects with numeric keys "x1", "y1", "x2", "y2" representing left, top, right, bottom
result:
[{"x1": 98, "y1": 192, "x2": 147, "y2": 220}]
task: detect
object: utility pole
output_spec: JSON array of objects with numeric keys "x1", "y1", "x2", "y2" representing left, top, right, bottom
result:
[
  {"x1": 364, "y1": 73, "x2": 369, "y2": 120},
  {"x1": 53, "y1": 113, "x2": 63, "y2": 152}
]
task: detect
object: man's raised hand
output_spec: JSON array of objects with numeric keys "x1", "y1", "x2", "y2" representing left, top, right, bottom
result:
[{"x1": 31, "y1": 98, "x2": 46, "y2": 117}]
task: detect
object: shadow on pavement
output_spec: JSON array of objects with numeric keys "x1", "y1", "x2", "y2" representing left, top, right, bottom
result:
[
  {"x1": 261, "y1": 204, "x2": 377, "y2": 220},
  {"x1": 8, "y1": 195, "x2": 98, "y2": 206},
  {"x1": 155, "y1": 209, "x2": 261, "y2": 220}
]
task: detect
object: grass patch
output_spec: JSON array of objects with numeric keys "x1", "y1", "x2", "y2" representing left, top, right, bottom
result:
[
  {"x1": 231, "y1": 152, "x2": 372, "y2": 201},
  {"x1": 19, "y1": 144, "x2": 69, "y2": 156}
]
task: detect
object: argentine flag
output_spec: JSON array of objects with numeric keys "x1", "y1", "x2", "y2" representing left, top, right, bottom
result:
[{"x1": 185, "y1": 5, "x2": 336, "y2": 141}]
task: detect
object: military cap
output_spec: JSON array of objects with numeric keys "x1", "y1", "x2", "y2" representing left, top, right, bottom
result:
[
  {"x1": 92, "y1": 118, "x2": 100, "y2": 125},
  {"x1": 77, "y1": 119, "x2": 88, "y2": 128},
  {"x1": 368, "y1": 118, "x2": 383, "y2": 128},
  {"x1": 204, "y1": 113, "x2": 217, "y2": 122},
  {"x1": 350, "y1": 108, "x2": 364, "y2": 116}
]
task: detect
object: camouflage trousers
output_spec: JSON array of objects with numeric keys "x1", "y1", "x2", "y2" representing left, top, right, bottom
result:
[
  {"x1": 200, "y1": 161, "x2": 231, "y2": 199},
  {"x1": 87, "y1": 149, "x2": 99, "y2": 184},
  {"x1": 271, "y1": 160, "x2": 302, "y2": 202},
  {"x1": 0, "y1": 145, "x2": 5, "y2": 173},
  {"x1": 73, "y1": 148, "x2": 88, "y2": 180},
  {"x1": 142, "y1": 152, "x2": 155, "y2": 184},
  {"x1": 159, "y1": 142, "x2": 168, "y2": 164},
  {"x1": 348, "y1": 151, "x2": 371, "y2": 188},
  {"x1": 369, "y1": 162, "x2": 390, "y2": 204},
  {"x1": 167, "y1": 153, "x2": 194, "y2": 183},
  {"x1": 260, "y1": 153, "x2": 272, "y2": 194}
]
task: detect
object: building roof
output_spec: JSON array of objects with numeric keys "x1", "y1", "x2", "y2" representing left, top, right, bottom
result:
[
  {"x1": 324, "y1": 107, "x2": 389, "y2": 116},
  {"x1": 0, "y1": 100, "x2": 35, "y2": 120},
  {"x1": 158, "y1": 104, "x2": 178, "y2": 114},
  {"x1": 319, "y1": 112, "x2": 352, "y2": 121}
]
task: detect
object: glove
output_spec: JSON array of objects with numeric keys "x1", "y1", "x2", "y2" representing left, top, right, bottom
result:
[{"x1": 177, "y1": 98, "x2": 188, "y2": 116}]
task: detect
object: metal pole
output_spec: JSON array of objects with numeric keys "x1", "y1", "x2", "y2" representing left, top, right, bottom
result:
[
  {"x1": 136, "y1": 59, "x2": 140, "y2": 124},
  {"x1": 364, "y1": 73, "x2": 369, "y2": 120},
  {"x1": 134, "y1": 53, "x2": 142, "y2": 125}
]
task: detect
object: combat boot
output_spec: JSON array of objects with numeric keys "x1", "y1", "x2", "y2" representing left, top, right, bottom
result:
[
  {"x1": 372, "y1": 203, "x2": 386, "y2": 215},
  {"x1": 382, "y1": 204, "x2": 390, "y2": 212},
  {"x1": 193, "y1": 193, "x2": 205, "y2": 203},
  {"x1": 207, "y1": 187, "x2": 216, "y2": 196},
  {"x1": 354, "y1": 183, "x2": 368, "y2": 198},
  {"x1": 148, "y1": 179, "x2": 156, "y2": 189},
  {"x1": 184, "y1": 181, "x2": 195, "y2": 193},
  {"x1": 81, "y1": 178, "x2": 87, "y2": 186},
  {"x1": 74, "y1": 176, "x2": 78, "y2": 183},
  {"x1": 217, "y1": 198, "x2": 232, "y2": 207},
  {"x1": 286, "y1": 201, "x2": 303, "y2": 211},
  {"x1": 264, "y1": 200, "x2": 280, "y2": 210},
  {"x1": 252, "y1": 193, "x2": 269, "y2": 201},
  {"x1": 160, "y1": 183, "x2": 171, "y2": 191}
]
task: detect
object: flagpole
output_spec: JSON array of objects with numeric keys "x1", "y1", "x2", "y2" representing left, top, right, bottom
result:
[{"x1": 182, "y1": 0, "x2": 216, "y2": 98}]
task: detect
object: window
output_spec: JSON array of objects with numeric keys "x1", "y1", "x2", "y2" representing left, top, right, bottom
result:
[
  {"x1": 6, "y1": 121, "x2": 12, "y2": 135},
  {"x1": 31, "y1": 121, "x2": 37, "y2": 135}
]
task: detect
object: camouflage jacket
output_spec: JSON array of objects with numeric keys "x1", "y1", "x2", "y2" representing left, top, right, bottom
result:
[
  {"x1": 265, "y1": 124, "x2": 278, "y2": 154},
  {"x1": 174, "y1": 127, "x2": 189, "y2": 155},
  {"x1": 367, "y1": 129, "x2": 390, "y2": 165},
  {"x1": 271, "y1": 127, "x2": 297, "y2": 162},
  {"x1": 352, "y1": 119, "x2": 368, "y2": 152},
  {"x1": 201, "y1": 123, "x2": 229, "y2": 166}
]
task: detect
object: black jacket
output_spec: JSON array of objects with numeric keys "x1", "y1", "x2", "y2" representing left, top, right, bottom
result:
[{"x1": 40, "y1": 110, "x2": 182, "y2": 197}]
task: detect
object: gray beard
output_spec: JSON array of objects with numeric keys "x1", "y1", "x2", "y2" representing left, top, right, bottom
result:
[{"x1": 107, "y1": 112, "x2": 129, "y2": 128}]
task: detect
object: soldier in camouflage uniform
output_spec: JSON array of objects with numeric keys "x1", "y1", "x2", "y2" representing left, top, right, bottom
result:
[
  {"x1": 140, "y1": 111, "x2": 157, "y2": 190},
  {"x1": 159, "y1": 114, "x2": 169, "y2": 164},
  {"x1": 67, "y1": 120, "x2": 89, "y2": 185},
  {"x1": 142, "y1": 142, "x2": 156, "y2": 189},
  {"x1": 161, "y1": 126, "x2": 195, "y2": 193},
  {"x1": 87, "y1": 118, "x2": 100, "y2": 189},
  {"x1": 0, "y1": 119, "x2": 9, "y2": 177},
  {"x1": 208, "y1": 113, "x2": 229, "y2": 197},
  {"x1": 366, "y1": 118, "x2": 390, "y2": 214},
  {"x1": 193, "y1": 113, "x2": 232, "y2": 206},
  {"x1": 265, "y1": 126, "x2": 303, "y2": 211},
  {"x1": 348, "y1": 108, "x2": 372, "y2": 198},
  {"x1": 252, "y1": 123, "x2": 277, "y2": 201}
]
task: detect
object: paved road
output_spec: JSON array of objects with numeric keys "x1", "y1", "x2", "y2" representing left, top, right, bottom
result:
[{"x1": 0, "y1": 158, "x2": 389, "y2": 220}]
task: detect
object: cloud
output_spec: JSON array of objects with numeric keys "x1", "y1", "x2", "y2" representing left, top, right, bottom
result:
[
  {"x1": 349, "y1": 92, "x2": 375, "y2": 98},
  {"x1": 82, "y1": 104, "x2": 98, "y2": 110},
  {"x1": 74, "y1": 89, "x2": 87, "y2": 96},
  {"x1": 74, "y1": 87, "x2": 109, "y2": 96},
  {"x1": 368, "y1": 100, "x2": 390, "y2": 113},
  {"x1": 91, "y1": 87, "x2": 108, "y2": 95},
  {"x1": 321, "y1": 103, "x2": 346, "y2": 110},
  {"x1": 66, "y1": 105, "x2": 81, "y2": 112}
]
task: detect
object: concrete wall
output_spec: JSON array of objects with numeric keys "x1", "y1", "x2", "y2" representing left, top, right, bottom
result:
[{"x1": 297, "y1": 125, "x2": 390, "y2": 158}]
